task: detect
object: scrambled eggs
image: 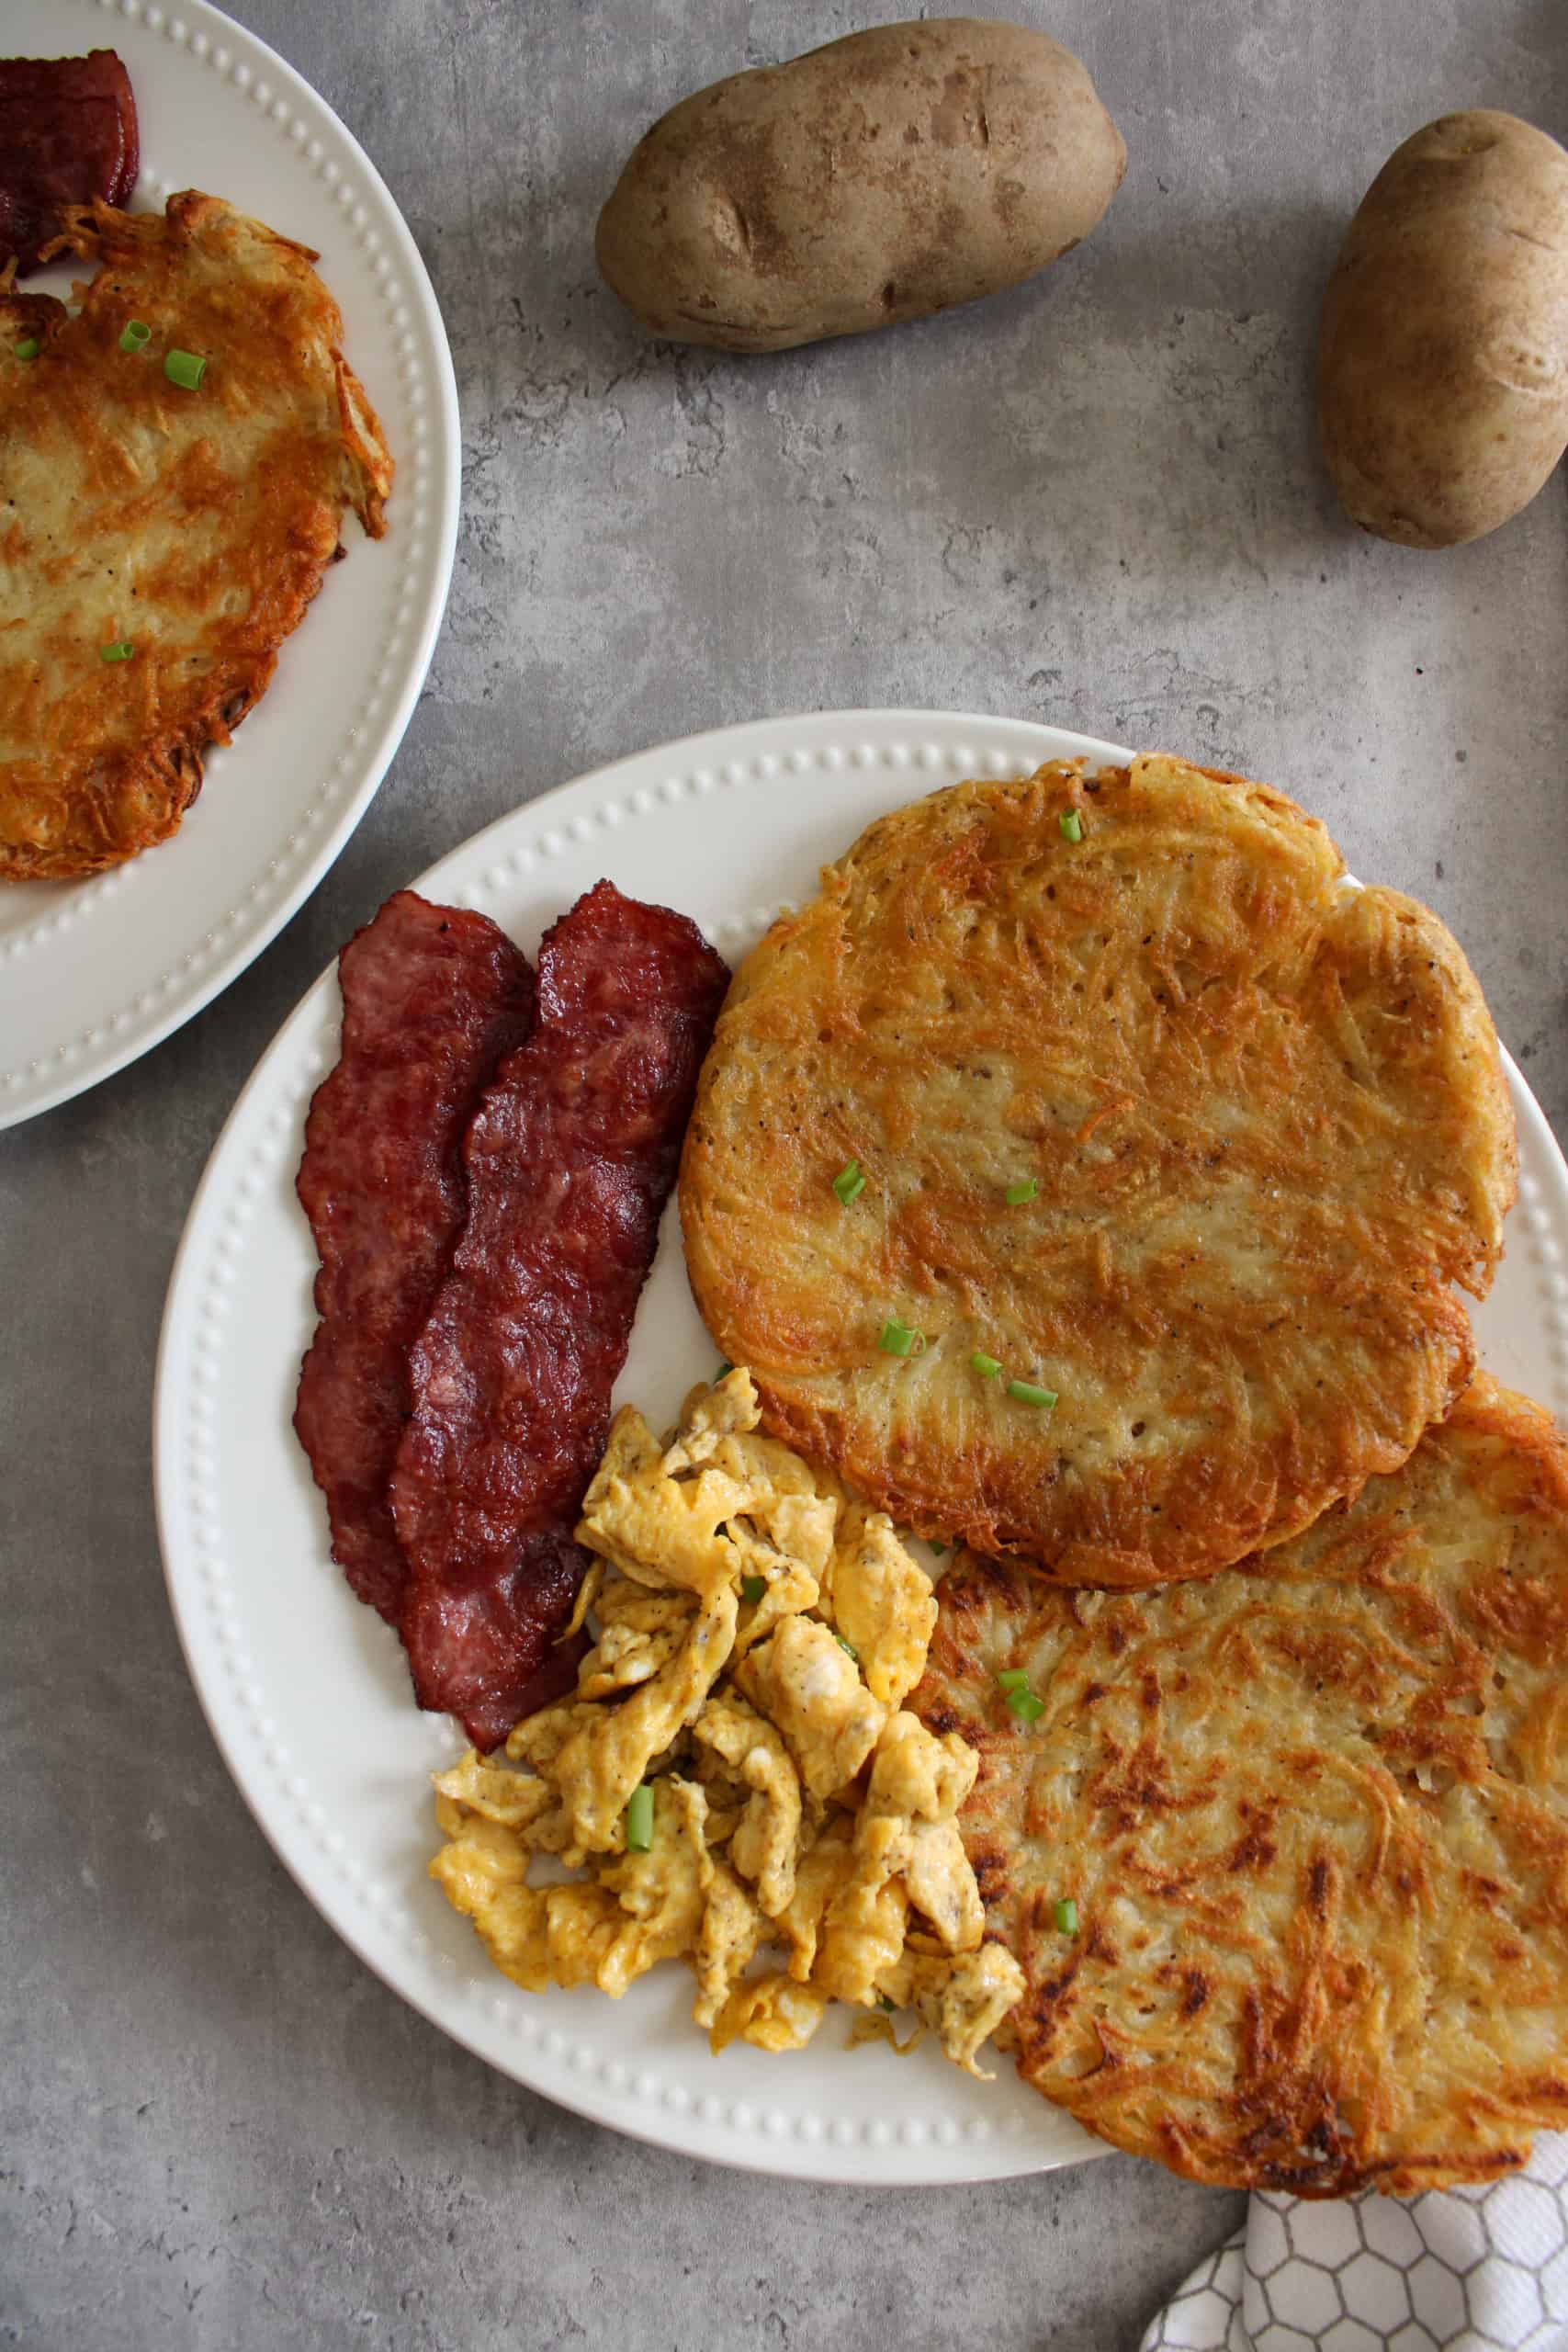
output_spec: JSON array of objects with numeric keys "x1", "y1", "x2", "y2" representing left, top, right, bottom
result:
[{"x1": 429, "y1": 1369, "x2": 1024, "y2": 2073}]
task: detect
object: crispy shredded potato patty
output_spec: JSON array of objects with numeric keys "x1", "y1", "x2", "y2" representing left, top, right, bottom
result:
[
  {"x1": 680, "y1": 754, "x2": 1516, "y2": 1587},
  {"x1": 913, "y1": 1375, "x2": 1568, "y2": 2195},
  {"x1": 0, "y1": 191, "x2": 391, "y2": 877}
]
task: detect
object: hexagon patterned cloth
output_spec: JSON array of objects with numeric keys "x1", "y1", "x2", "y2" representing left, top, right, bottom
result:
[{"x1": 1142, "y1": 2136, "x2": 1568, "y2": 2352}]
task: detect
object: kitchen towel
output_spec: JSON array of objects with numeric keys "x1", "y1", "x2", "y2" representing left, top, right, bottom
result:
[{"x1": 1142, "y1": 2135, "x2": 1568, "y2": 2352}]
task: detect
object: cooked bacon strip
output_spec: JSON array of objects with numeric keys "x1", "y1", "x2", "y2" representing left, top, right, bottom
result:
[
  {"x1": 391, "y1": 880, "x2": 730, "y2": 1750},
  {"x1": 294, "y1": 892, "x2": 537, "y2": 1627},
  {"x1": 0, "y1": 51, "x2": 138, "y2": 276}
]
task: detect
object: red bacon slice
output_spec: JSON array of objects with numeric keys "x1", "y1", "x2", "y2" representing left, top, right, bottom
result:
[
  {"x1": 0, "y1": 51, "x2": 140, "y2": 277},
  {"x1": 390, "y1": 879, "x2": 730, "y2": 1750},
  {"x1": 294, "y1": 891, "x2": 537, "y2": 1628}
]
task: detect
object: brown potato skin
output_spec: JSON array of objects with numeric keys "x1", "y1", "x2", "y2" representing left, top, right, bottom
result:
[
  {"x1": 1319, "y1": 110, "x2": 1568, "y2": 548},
  {"x1": 595, "y1": 18, "x2": 1125, "y2": 353}
]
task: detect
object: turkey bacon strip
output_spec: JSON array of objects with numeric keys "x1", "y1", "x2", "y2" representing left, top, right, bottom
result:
[
  {"x1": 391, "y1": 879, "x2": 729, "y2": 1750},
  {"x1": 294, "y1": 891, "x2": 537, "y2": 1626}
]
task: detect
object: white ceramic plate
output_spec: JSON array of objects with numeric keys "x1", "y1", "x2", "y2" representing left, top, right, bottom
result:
[
  {"x1": 1, "y1": 0, "x2": 459, "y2": 1129},
  {"x1": 154, "y1": 709, "x2": 1568, "y2": 2186}
]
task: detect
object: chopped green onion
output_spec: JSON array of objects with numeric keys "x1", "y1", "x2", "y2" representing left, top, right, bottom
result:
[
  {"x1": 14, "y1": 338, "x2": 39, "y2": 361},
  {"x1": 118, "y1": 320, "x2": 152, "y2": 353},
  {"x1": 877, "y1": 1992, "x2": 896, "y2": 2012},
  {"x1": 625, "y1": 1783, "x2": 655, "y2": 1852},
  {"x1": 834, "y1": 1633, "x2": 859, "y2": 1662},
  {"x1": 878, "y1": 1317, "x2": 925, "y2": 1358},
  {"x1": 1008, "y1": 1688, "x2": 1045, "y2": 1724},
  {"x1": 1055, "y1": 1897, "x2": 1079, "y2": 1935},
  {"x1": 832, "y1": 1159, "x2": 867, "y2": 1205},
  {"x1": 740, "y1": 1575, "x2": 766, "y2": 1604},
  {"x1": 714, "y1": 1360, "x2": 733, "y2": 1380},
  {"x1": 164, "y1": 347, "x2": 207, "y2": 390},
  {"x1": 970, "y1": 1351, "x2": 1002, "y2": 1380},
  {"x1": 1059, "y1": 809, "x2": 1084, "y2": 843},
  {"x1": 1004, "y1": 1179, "x2": 1038, "y2": 1206},
  {"x1": 1008, "y1": 1380, "x2": 1058, "y2": 1410},
  {"x1": 99, "y1": 640, "x2": 135, "y2": 663},
  {"x1": 997, "y1": 1668, "x2": 1031, "y2": 1694},
  {"x1": 929, "y1": 1539, "x2": 947, "y2": 1557}
]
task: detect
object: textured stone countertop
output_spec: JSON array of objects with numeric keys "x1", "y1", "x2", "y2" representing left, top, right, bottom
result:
[{"x1": 4, "y1": 3, "x2": 1566, "y2": 2346}]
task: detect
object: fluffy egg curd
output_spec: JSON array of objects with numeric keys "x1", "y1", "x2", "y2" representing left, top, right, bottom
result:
[{"x1": 428, "y1": 1369, "x2": 1025, "y2": 2072}]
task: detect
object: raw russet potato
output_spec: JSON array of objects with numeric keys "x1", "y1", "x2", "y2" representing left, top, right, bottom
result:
[
  {"x1": 1319, "y1": 110, "x2": 1568, "y2": 548},
  {"x1": 594, "y1": 18, "x2": 1125, "y2": 354}
]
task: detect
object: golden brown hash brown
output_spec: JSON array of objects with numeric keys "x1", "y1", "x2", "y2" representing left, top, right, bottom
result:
[
  {"x1": 912, "y1": 1375, "x2": 1568, "y2": 2195},
  {"x1": 0, "y1": 192, "x2": 392, "y2": 878},
  {"x1": 681, "y1": 754, "x2": 1516, "y2": 1589}
]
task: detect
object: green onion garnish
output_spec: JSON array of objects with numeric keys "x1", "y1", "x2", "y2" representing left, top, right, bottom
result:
[
  {"x1": 877, "y1": 1992, "x2": 896, "y2": 2012},
  {"x1": 714, "y1": 1361, "x2": 733, "y2": 1380},
  {"x1": 1008, "y1": 1688, "x2": 1045, "y2": 1724},
  {"x1": 930, "y1": 1539, "x2": 947, "y2": 1556},
  {"x1": 1008, "y1": 1380, "x2": 1058, "y2": 1410},
  {"x1": 118, "y1": 320, "x2": 152, "y2": 353},
  {"x1": 997, "y1": 1668, "x2": 1030, "y2": 1694},
  {"x1": 832, "y1": 1159, "x2": 867, "y2": 1205},
  {"x1": 834, "y1": 1633, "x2": 859, "y2": 1662},
  {"x1": 740, "y1": 1575, "x2": 766, "y2": 1604},
  {"x1": 625, "y1": 1783, "x2": 655, "y2": 1852},
  {"x1": 1055, "y1": 1897, "x2": 1078, "y2": 1935},
  {"x1": 14, "y1": 338, "x2": 39, "y2": 361},
  {"x1": 878, "y1": 1317, "x2": 925, "y2": 1358},
  {"x1": 971, "y1": 1351, "x2": 1002, "y2": 1380},
  {"x1": 99, "y1": 640, "x2": 135, "y2": 663},
  {"x1": 1004, "y1": 1179, "x2": 1038, "y2": 1206},
  {"x1": 1059, "y1": 810, "x2": 1084, "y2": 843},
  {"x1": 164, "y1": 347, "x2": 207, "y2": 390}
]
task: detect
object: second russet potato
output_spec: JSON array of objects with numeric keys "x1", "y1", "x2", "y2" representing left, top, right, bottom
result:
[
  {"x1": 595, "y1": 17, "x2": 1125, "y2": 353},
  {"x1": 1319, "y1": 109, "x2": 1568, "y2": 548}
]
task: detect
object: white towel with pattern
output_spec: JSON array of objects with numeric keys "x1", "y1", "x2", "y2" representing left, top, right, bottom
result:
[{"x1": 1142, "y1": 2138, "x2": 1568, "y2": 2352}]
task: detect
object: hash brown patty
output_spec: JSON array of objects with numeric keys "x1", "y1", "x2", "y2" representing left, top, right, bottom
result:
[
  {"x1": 681, "y1": 755, "x2": 1516, "y2": 1586},
  {"x1": 0, "y1": 192, "x2": 391, "y2": 878},
  {"x1": 913, "y1": 1375, "x2": 1568, "y2": 2195}
]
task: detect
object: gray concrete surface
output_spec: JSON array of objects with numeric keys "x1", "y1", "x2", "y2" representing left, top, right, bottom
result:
[{"x1": 4, "y1": 2, "x2": 1566, "y2": 2346}]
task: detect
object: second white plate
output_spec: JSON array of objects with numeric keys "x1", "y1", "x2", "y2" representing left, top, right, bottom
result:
[
  {"x1": 154, "y1": 709, "x2": 1568, "y2": 2186},
  {"x1": 0, "y1": 0, "x2": 460, "y2": 1128}
]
